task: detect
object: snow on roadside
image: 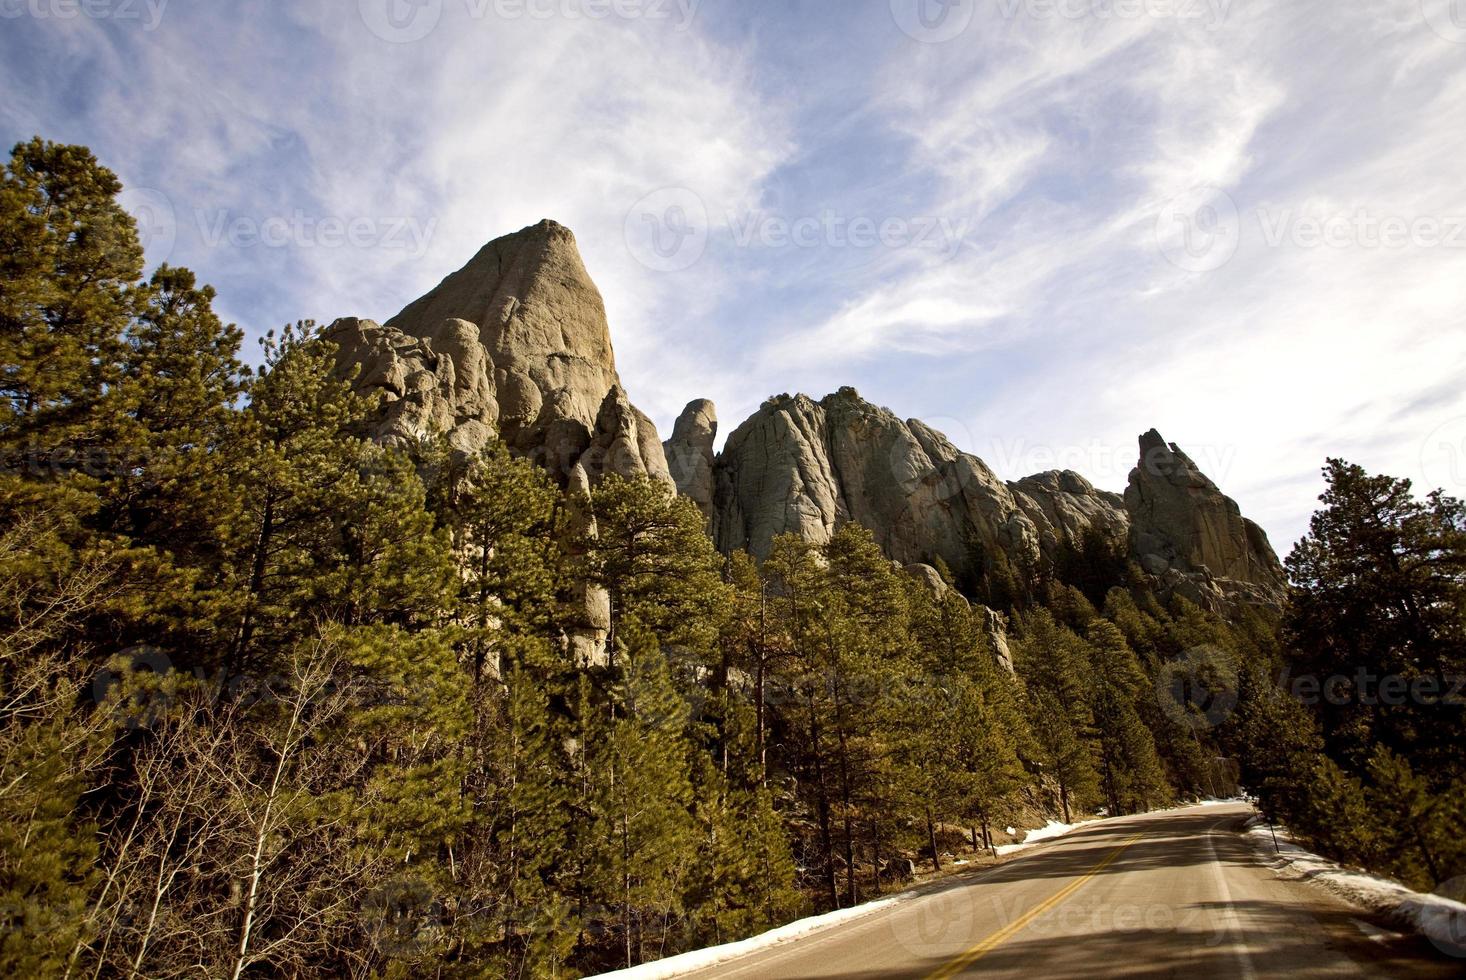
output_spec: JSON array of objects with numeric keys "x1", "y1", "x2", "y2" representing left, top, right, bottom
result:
[
  {"x1": 994, "y1": 819, "x2": 1080, "y2": 856},
  {"x1": 594, "y1": 817, "x2": 1099, "y2": 978},
  {"x1": 1242, "y1": 816, "x2": 1466, "y2": 957},
  {"x1": 588, "y1": 890, "x2": 916, "y2": 979}
]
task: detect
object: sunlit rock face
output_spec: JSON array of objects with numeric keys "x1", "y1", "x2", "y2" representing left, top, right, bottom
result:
[
  {"x1": 328, "y1": 219, "x2": 670, "y2": 488},
  {"x1": 327, "y1": 219, "x2": 1284, "y2": 617},
  {"x1": 663, "y1": 398, "x2": 718, "y2": 522}
]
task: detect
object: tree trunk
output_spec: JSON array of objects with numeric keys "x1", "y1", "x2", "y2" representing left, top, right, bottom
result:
[
  {"x1": 231, "y1": 705, "x2": 300, "y2": 980},
  {"x1": 926, "y1": 806, "x2": 941, "y2": 873},
  {"x1": 754, "y1": 587, "x2": 768, "y2": 785},
  {"x1": 229, "y1": 492, "x2": 275, "y2": 674},
  {"x1": 622, "y1": 813, "x2": 633, "y2": 969},
  {"x1": 807, "y1": 691, "x2": 838, "y2": 910},
  {"x1": 832, "y1": 688, "x2": 858, "y2": 908},
  {"x1": 869, "y1": 819, "x2": 881, "y2": 896}
]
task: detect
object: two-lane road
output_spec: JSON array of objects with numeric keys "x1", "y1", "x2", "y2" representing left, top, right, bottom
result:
[{"x1": 688, "y1": 803, "x2": 1458, "y2": 978}]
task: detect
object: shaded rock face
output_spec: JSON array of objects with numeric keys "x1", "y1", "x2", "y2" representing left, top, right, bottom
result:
[
  {"x1": 1125, "y1": 429, "x2": 1286, "y2": 606},
  {"x1": 328, "y1": 220, "x2": 670, "y2": 488},
  {"x1": 1009, "y1": 470, "x2": 1129, "y2": 558},
  {"x1": 692, "y1": 388, "x2": 1285, "y2": 611}
]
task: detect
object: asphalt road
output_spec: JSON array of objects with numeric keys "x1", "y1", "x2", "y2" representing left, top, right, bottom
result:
[{"x1": 691, "y1": 802, "x2": 1461, "y2": 979}]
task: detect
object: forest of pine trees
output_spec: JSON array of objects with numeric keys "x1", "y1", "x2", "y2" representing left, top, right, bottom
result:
[{"x1": 2, "y1": 137, "x2": 1463, "y2": 976}]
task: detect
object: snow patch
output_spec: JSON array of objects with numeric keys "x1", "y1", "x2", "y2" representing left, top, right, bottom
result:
[
  {"x1": 1243, "y1": 817, "x2": 1466, "y2": 958},
  {"x1": 994, "y1": 819, "x2": 1080, "y2": 856}
]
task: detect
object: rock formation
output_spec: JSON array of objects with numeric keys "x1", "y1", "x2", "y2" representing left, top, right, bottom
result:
[
  {"x1": 327, "y1": 219, "x2": 670, "y2": 488},
  {"x1": 711, "y1": 388, "x2": 1043, "y2": 580},
  {"x1": 327, "y1": 220, "x2": 675, "y2": 668},
  {"x1": 322, "y1": 219, "x2": 1284, "y2": 618},
  {"x1": 663, "y1": 399, "x2": 718, "y2": 521},
  {"x1": 696, "y1": 388, "x2": 1285, "y2": 612},
  {"x1": 1125, "y1": 429, "x2": 1286, "y2": 606}
]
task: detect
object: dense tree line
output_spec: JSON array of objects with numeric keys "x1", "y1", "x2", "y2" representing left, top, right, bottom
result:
[
  {"x1": 3, "y1": 137, "x2": 1461, "y2": 976},
  {"x1": 1230, "y1": 461, "x2": 1466, "y2": 892}
]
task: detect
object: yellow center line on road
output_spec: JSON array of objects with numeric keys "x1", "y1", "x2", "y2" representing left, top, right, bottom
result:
[{"x1": 923, "y1": 832, "x2": 1146, "y2": 980}]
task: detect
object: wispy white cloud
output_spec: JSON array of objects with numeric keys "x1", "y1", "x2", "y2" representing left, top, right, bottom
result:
[{"x1": 760, "y1": 2, "x2": 1466, "y2": 549}]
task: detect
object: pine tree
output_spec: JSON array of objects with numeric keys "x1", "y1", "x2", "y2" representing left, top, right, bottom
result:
[
  {"x1": 1084, "y1": 621, "x2": 1171, "y2": 815},
  {"x1": 1286, "y1": 460, "x2": 1466, "y2": 780},
  {"x1": 584, "y1": 475, "x2": 729, "y2": 668},
  {"x1": 761, "y1": 533, "x2": 842, "y2": 909},
  {"x1": 575, "y1": 631, "x2": 697, "y2": 969},
  {"x1": 430, "y1": 438, "x2": 565, "y2": 682},
  {"x1": 101, "y1": 264, "x2": 247, "y2": 540},
  {"x1": 202, "y1": 323, "x2": 455, "y2": 676},
  {"x1": 683, "y1": 756, "x2": 799, "y2": 948},
  {"x1": 0, "y1": 138, "x2": 141, "y2": 466},
  {"x1": 1012, "y1": 609, "x2": 1101, "y2": 822},
  {"x1": 491, "y1": 664, "x2": 578, "y2": 976}
]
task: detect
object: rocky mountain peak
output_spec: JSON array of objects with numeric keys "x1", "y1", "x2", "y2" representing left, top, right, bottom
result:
[
  {"x1": 325, "y1": 220, "x2": 1284, "y2": 615},
  {"x1": 702, "y1": 388, "x2": 1285, "y2": 612},
  {"x1": 328, "y1": 220, "x2": 669, "y2": 487},
  {"x1": 1125, "y1": 428, "x2": 1286, "y2": 599}
]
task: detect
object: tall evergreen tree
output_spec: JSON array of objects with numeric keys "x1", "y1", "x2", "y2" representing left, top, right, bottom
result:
[
  {"x1": 1012, "y1": 609, "x2": 1101, "y2": 822},
  {"x1": 1083, "y1": 620, "x2": 1171, "y2": 815}
]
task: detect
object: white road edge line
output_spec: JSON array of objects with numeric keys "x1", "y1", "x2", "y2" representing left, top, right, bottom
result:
[{"x1": 1204, "y1": 821, "x2": 1259, "y2": 980}]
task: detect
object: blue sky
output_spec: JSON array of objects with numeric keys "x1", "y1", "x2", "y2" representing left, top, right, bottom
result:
[{"x1": 5, "y1": 0, "x2": 1466, "y2": 552}]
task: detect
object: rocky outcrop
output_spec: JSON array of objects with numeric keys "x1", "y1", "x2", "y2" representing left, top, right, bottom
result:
[
  {"x1": 663, "y1": 399, "x2": 718, "y2": 521},
  {"x1": 711, "y1": 388, "x2": 1043, "y2": 584},
  {"x1": 1125, "y1": 429, "x2": 1286, "y2": 606},
  {"x1": 1009, "y1": 470, "x2": 1129, "y2": 557},
  {"x1": 328, "y1": 219, "x2": 670, "y2": 488},
  {"x1": 323, "y1": 219, "x2": 1284, "y2": 618},
  {"x1": 692, "y1": 388, "x2": 1284, "y2": 612}
]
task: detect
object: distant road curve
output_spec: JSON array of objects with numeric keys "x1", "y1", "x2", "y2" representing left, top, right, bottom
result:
[{"x1": 607, "y1": 802, "x2": 1460, "y2": 979}]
